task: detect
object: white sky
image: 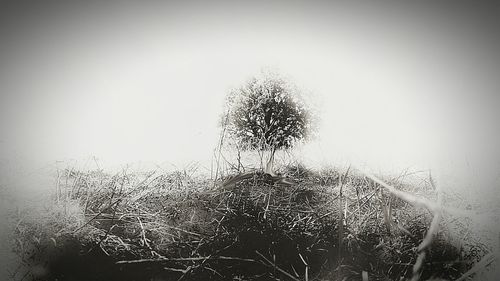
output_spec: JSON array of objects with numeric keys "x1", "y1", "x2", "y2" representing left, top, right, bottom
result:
[{"x1": 1, "y1": 1, "x2": 500, "y2": 194}]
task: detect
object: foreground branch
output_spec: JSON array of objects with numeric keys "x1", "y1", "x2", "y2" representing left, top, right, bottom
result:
[{"x1": 116, "y1": 256, "x2": 256, "y2": 264}]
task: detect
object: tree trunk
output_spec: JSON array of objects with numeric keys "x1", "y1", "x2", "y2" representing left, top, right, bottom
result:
[{"x1": 265, "y1": 147, "x2": 276, "y2": 176}]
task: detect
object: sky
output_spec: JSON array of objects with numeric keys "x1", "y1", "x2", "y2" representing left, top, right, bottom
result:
[{"x1": 1, "y1": 1, "x2": 500, "y2": 195}]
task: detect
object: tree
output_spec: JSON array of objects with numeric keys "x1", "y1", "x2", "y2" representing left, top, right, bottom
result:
[{"x1": 223, "y1": 71, "x2": 314, "y2": 174}]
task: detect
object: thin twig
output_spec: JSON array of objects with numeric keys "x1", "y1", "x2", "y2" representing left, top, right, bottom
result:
[
  {"x1": 455, "y1": 253, "x2": 496, "y2": 281},
  {"x1": 338, "y1": 165, "x2": 351, "y2": 272},
  {"x1": 116, "y1": 256, "x2": 256, "y2": 264},
  {"x1": 255, "y1": 250, "x2": 301, "y2": 281},
  {"x1": 410, "y1": 172, "x2": 443, "y2": 281},
  {"x1": 359, "y1": 169, "x2": 480, "y2": 219}
]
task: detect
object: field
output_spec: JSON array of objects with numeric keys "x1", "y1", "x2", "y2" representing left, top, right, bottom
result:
[{"x1": 2, "y1": 163, "x2": 498, "y2": 281}]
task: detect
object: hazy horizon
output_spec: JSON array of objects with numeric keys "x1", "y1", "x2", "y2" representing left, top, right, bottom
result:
[{"x1": 1, "y1": 1, "x2": 500, "y2": 199}]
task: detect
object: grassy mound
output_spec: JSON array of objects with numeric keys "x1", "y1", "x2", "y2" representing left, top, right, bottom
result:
[{"x1": 7, "y1": 165, "x2": 490, "y2": 281}]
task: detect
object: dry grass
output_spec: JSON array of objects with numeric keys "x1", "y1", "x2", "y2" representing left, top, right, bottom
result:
[{"x1": 5, "y1": 164, "x2": 495, "y2": 281}]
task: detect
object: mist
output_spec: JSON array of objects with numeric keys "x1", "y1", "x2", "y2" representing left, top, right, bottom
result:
[{"x1": 1, "y1": 0, "x2": 499, "y2": 199}]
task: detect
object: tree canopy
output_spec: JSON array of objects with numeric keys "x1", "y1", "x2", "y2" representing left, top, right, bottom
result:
[{"x1": 224, "y1": 72, "x2": 314, "y2": 153}]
